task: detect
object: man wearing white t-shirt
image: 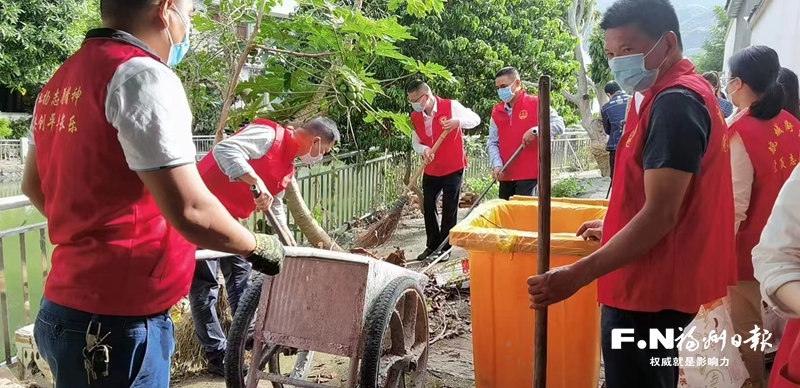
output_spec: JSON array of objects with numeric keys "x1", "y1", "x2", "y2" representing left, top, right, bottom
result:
[{"x1": 20, "y1": 1, "x2": 284, "y2": 386}]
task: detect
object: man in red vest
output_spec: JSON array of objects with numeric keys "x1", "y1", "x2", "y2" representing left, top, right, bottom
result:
[
  {"x1": 487, "y1": 66, "x2": 565, "y2": 200},
  {"x1": 526, "y1": 1, "x2": 736, "y2": 387},
  {"x1": 19, "y1": 1, "x2": 283, "y2": 386},
  {"x1": 406, "y1": 80, "x2": 481, "y2": 261},
  {"x1": 192, "y1": 116, "x2": 339, "y2": 375}
]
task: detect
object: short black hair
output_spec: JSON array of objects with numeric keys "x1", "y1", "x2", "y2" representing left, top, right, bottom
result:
[
  {"x1": 405, "y1": 79, "x2": 429, "y2": 94},
  {"x1": 495, "y1": 67, "x2": 519, "y2": 80},
  {"x1": 600, "y1": 0, "x2": 683, "y2": 50},
  {"x1": 304, "y1": 117, "x2": 340, "y2": 144},
  {"x1": 604, "y1": 81, "x2": 622, "y2": 95},
  {"x1": 100, "y1": 0, "x2": 156, "y2": 19}
]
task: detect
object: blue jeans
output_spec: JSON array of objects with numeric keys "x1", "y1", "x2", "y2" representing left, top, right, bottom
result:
[
  {"x1": 34, "y1": 297, "x2": 174, "y2": 388},
  {"x1": 189, "y1": 255, "x2": 252, "y2": 360}
]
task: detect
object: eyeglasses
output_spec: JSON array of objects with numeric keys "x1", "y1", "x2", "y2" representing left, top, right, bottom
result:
[{"x1": 720, "y1": 77, "x2": 735, "y2": 88}]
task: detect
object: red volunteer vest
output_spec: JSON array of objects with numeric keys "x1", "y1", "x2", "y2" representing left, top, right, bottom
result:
[
  {"x1": 411, "y1": 98, "x2": 467, "y2": 177},
  {"x1": 731, "y1": 110, "x2": 800, "y2": 281},
  {"x1": 598, "y1": 59, "x2": 736, "y2": 313},
  {"x1": 491, "y1": 90, "x2": 539, "y2": 181},
  {"x1": 197, "y1": 119, "x2": 299, "y2": 219},
  {"x1": 770, "y1": 319, "x2": 800, "y2": 388},
  {"x1": 33, "y1": 30, "x2": 195, "y2": 316}
]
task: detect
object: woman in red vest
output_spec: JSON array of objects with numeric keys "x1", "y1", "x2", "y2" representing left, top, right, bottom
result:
[
  {"x1": 725, "y1": 46, "x2": 800, "y2": 388},
  {"x1": 192, "y1": 117, "x2": 339, "y2": 375},
  {"x1": 752, "y1": 66, "x2": 800, "y2": 388},
  {"x1": 528, "y1": 1, "x2": 735, "y2": 387}
]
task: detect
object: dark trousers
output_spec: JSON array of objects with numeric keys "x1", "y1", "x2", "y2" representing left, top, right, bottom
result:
[
  {"x1": 601, "y1": 305, "x2": 696, "y2": 388},
  {"x1": 189, "y1": 256, "x2": 252, "y2": 360},
  {"x1": 498, "y1": 179, "x2": 538, "y2": 200},
  {"x1": 34, "y1": 297, "x2": 174, "y2": 387},
  {"x1": 422, "y1": 169, "x2": 463, "y2": 251}
]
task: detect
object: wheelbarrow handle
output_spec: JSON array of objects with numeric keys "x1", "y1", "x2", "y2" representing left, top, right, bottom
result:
[{"x1": 251, "y1": 186, "x2": 297, "y2": 247}]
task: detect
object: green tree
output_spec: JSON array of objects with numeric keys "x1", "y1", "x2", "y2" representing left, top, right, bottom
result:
[
  {"x1": 694, "y1": 5, "x2": 729, "y2": 74},
  {"x1": 0, "y1": 0, "x2": 100, "y2": 94},
  {"x1": 229, "y1": 0, "x2": 453, "y2": 152},
  {"x1": 364, "y1": 0, "x2": 580, "y2": 131},
  {"x1": 587, "y1": 20, "x2": 611, "y2": 105}
]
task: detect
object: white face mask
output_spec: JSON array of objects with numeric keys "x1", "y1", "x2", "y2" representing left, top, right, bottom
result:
[{"x1": 300, "y1": 140, "x2": 323, "y2": 166}]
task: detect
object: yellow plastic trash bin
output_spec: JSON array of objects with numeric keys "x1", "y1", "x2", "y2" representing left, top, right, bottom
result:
[
  {"x1": 449, "y1": 199, "x2": 607, "y2": 388},
  {"x1": 510, "y1": 195, "x2": 610, "y2": 208}
]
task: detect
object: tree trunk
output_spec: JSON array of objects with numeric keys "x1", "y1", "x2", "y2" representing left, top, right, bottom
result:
[
  {"x1": 564, "y1": 0, "x2": 608, "y2": 173},
  {"x1": 284, "y1": 178, "x2": 344, "y2": 252}
]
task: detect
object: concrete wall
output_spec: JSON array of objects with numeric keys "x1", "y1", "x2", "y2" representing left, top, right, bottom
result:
[
  {"x1": 749, "y1": 0, "x2": 800, "y2": 75},
  {"x1": 723, "y1": 0, "x2": 800, "y2": 75}
]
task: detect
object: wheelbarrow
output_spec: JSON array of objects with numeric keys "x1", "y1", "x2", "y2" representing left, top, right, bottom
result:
[{"x1": 196, "y1": 245, "x2": 430, "y2": 388}]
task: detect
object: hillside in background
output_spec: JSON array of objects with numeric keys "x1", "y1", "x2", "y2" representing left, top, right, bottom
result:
[{"x1": 594, "y1": 0, "x2": 726, "y2": 57}]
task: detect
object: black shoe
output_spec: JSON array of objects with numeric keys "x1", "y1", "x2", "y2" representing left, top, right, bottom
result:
[
  {"x1": 207, "y1": 353, "x2": 226, "y2": 377},
  {"x1": 207, "y1": 351, "x2": 248, "y2": 378},
  {"x1": 416, "y1": 248, "x2": 434, "y2": 261}
]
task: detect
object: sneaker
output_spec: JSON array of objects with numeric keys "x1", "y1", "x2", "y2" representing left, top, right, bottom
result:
[
  {"x1": 416, "y1": 248, "x2": 434, "y2": 261},
  {"x1": 433, "y1": 251, "x2": 451, "y2": 263}
]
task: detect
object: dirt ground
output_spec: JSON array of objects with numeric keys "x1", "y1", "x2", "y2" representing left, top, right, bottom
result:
[
  {"x1": 174, "y1": 207, "x2": 475, "y2": 388},
  {"x1": 174, "y1": 175, "x2": 612, "y2": 388}
]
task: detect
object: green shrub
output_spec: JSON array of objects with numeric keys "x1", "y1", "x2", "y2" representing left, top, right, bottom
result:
[
  {"x1": 552, "y1": 176, "x2": 586, "y2": 198},
  {"x1": 0, "y1": 118, "x2": 11, "y2": 139},
  {"x1": 9, "y1": 117, "x2": 33, "y2": 139},
  {"x1": 464, "y1": 176, "x2": 499, "y2": 200}
]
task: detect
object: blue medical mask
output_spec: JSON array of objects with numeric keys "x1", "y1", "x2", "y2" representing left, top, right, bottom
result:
[
  {"x1": 498, "y1": 85, "x2": 516, "y2": 103},
  {"x1": 166, "y1": 7, "x2": 191, "y2": 68},
  {"x1": 608, "y1": 36, "x2": 667, "y2": 94},
  {"x1": 411, "y1": 94, "x2": 429, "y2": 112}
]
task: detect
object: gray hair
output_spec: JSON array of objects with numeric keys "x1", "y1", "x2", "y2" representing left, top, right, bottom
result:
[{"x1": 303, "y1": 117, "x2": 340, "y2": 144}]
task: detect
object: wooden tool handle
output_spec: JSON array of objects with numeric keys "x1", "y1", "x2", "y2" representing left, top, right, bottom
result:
[
  {"x1": 251, "y1": 186, "x2": 297, "y2": 247},
  {"x1": 408, "y1": 127, "x2": 455, "y2": 190},
  {"x1": 533, "y1": 76, "x2": 552, "y2": 388}
]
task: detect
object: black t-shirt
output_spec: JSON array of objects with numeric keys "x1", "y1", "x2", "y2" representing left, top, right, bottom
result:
[{"x1": 642, "y1": 87, "x2": 712, "y2": 174}]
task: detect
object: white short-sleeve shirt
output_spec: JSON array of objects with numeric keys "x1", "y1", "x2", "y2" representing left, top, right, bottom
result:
[{"x1": 30, "y1": 55, "x2": 196, "y2": 171}]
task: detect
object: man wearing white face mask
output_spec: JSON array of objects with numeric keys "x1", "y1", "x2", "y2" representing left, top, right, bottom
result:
[
  {"x1": 526, "y1": 1, "x2": 735, "y2": 387},
  {"x1": 22, "y1": 0, "x2": 290, "y2": 386},
  {"x1": 407, "y1": 80, "x2": 481, "y2": 261},
  {"x1": 193, "y1": 116, "x2": 339, "y2": 374}
]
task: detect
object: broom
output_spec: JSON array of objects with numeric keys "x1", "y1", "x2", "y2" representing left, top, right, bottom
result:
[{"x1": 354, "y1": 127, "x2": 455, "y2": 248}]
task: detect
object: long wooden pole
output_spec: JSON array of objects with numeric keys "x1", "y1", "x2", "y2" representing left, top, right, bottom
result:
[{"x1": 534, "y1": 75, "x2": 552, "y2": 388}]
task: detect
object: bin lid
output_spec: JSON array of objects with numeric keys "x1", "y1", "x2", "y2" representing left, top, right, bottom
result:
[{"x1": 449, "y1": 199, "x2": 608, "y2": 256}]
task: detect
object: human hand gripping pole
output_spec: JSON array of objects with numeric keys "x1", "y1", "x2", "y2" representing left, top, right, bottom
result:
[{"x1": 240, "y1": 186, "x2": 293, "y2": 276}]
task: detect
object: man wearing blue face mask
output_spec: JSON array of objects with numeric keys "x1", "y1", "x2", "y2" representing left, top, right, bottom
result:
[
  {"x1": 487, "y1": 67, "x2": 565, "y2": 200},
  {"x1": 526, "y1": 1, "x2": 735, "y2": 387},
  {"x1": 193, "y1": 116, "x2": 339, "y2": 375},
  {"x1": 23, "y1": 0, "x2": 290, "y2": 386}
]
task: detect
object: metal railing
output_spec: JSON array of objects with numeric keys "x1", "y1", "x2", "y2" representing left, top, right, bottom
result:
[
  {"x1": 0, "y1": 140, "x2": 23, "y2": 163},
  {"x1": 0, "y1": 136, "x2": 593, "y2": 365}
]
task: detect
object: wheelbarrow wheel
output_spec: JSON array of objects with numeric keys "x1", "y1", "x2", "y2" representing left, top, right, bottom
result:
[
  {"x1": 360, "y1": 276, "x2": 429, "y2": 388},
  {"x1": 224, "y1": 274, "x2": 283, "y2": 388}
]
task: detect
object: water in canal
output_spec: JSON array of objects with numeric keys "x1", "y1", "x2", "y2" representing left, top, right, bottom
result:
[{"x1": 0, "y1": 179, "x2": 48, "y2": 361}]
